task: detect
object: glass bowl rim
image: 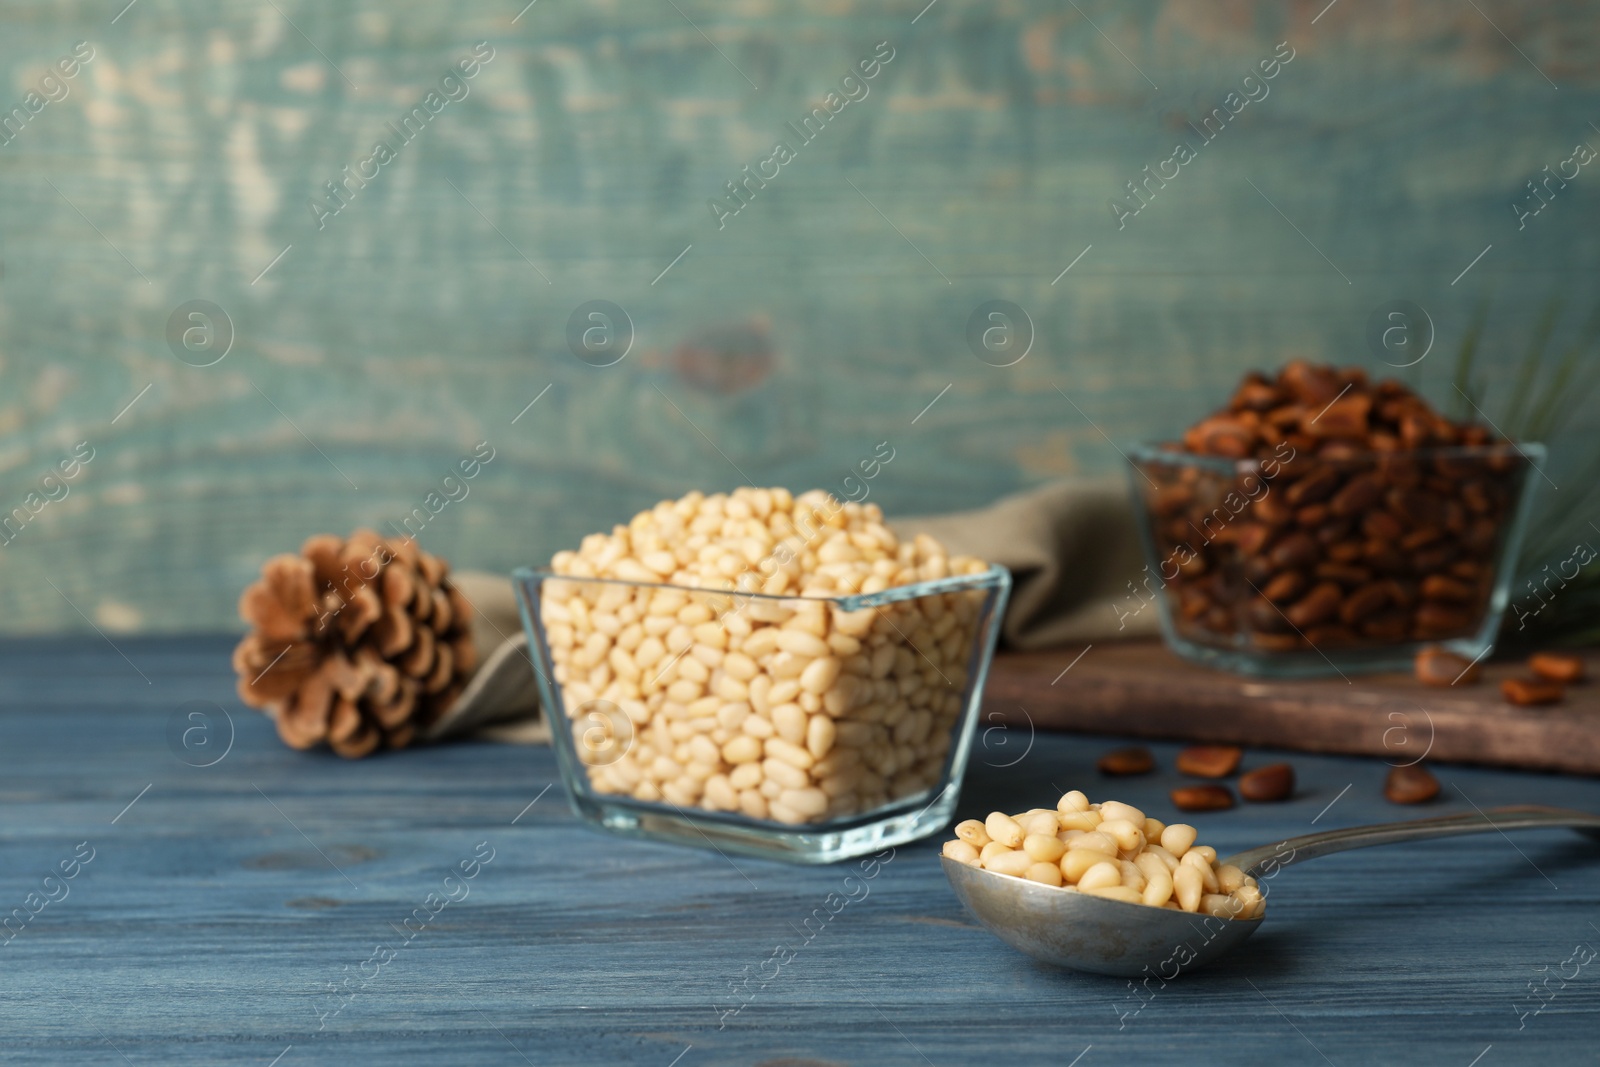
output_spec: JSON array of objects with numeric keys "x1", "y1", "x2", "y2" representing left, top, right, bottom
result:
[
  {"x1": 511, "y1": 562, "x2": 1011, "y2": 611},
  {"x1": 1127, "y1": 438, "x2": 1547, "y2": 474}
]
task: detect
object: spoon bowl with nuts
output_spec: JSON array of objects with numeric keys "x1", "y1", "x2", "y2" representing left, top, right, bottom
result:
[{"x1": 943, "y1": 796, "x2": 1600, "y2": 977}]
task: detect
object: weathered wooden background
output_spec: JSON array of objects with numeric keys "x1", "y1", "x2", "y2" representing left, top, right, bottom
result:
[{"x1": 0, "y1": 0, "x2": 1596, "y2": 633}]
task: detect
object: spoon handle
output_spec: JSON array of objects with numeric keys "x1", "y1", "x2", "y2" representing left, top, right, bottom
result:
[{"x1": 1223, "y1": 804, "x2": 1600, "y2": 877}]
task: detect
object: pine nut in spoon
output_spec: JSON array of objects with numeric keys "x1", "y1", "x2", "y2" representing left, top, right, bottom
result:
[{"x1": 943, "y1": 799, "x2": 1600, "y2": 977}]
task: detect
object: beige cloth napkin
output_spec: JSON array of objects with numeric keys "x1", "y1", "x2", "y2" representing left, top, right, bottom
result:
[{"x1": 427, "y1": 477, "x2": 1156, "y2": 743}]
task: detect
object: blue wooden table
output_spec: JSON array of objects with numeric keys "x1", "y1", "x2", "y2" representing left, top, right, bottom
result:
[{"x1": 2, "y1": 636, "x2": 1597, "y2": 1065}]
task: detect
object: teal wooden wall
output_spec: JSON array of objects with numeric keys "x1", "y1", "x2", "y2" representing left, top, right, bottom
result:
[{"x1": 1, "y1": 0, "x2": 1596, "y2": 633}]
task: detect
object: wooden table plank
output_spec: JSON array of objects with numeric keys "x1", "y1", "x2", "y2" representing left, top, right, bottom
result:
[
  {"x1": 985, "y1": 641, "x2": 1600, "y2": 775},
  {"x1": 1, "y1": 636, "x2": 1597, "y2": 1064}
]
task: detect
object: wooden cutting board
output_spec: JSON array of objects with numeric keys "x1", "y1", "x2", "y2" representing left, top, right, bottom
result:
[{"x1": 982, "y1": 641, "x2": 1600, "y2": 775}]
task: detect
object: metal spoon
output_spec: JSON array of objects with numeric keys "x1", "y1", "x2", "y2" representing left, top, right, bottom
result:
[{"x1": 943, "y1": 804, "x2": 1600, "y2": 977}]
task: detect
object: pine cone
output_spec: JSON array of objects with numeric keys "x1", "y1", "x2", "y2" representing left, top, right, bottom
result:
[{"x1": 232, "y1": 530, "x2": 477, "y2": 757}]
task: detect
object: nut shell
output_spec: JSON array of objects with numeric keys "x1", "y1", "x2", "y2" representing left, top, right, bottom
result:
[
  {"x1": 1415, "y1": 646, "x2": 1479, "y2": 686},
  {"x1": 1097, "y1": 747, "x2": 1155, "y2": 776},
  {"x1": 1384, "y1": 763, "x2": 1440, "y2": 805},
  {"x1": 1528, "y1": 652, "x2": 1584, "y2": 684},
  {"x1": 1501, "y1": 677, "x2": 1564, "y2": 706},
  {"x1": 1238, "y1": 763, "x2": 1295, "y2": 802},
  {"x1": 1170, "y1": 785, "x2": 1236, "y2": 812},
  {"x1": 1175, "y1": 745, "x2": 1242, "y2": 779}
]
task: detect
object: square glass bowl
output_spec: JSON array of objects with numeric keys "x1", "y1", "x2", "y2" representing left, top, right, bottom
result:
[
  {"x1": 1126, "y1": 441, "x2": 1544, "y2": 677},
  {"x1": 513, "y1": 565, "x2": 1011, "y2": 863}
]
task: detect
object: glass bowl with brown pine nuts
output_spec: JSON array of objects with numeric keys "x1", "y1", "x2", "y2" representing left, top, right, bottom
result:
[
  {"x1": 1126, "y1": 363, "x2": 1544, "y2": 678},
  {"x1": 943, "y1": 791, "x2": 1266, "y2": 920},
  {"x1": 513, "y1": 487, "x2": 1011, "y2": 863}
]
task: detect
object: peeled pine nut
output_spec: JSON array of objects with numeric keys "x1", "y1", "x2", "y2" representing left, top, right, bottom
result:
[
  {"x1": 1023, "y1": 833, "x2": 1067, "y2": 863},
  {"x1": 806, "y1": 714, "x2": 836, "y2": 760},
  {"x1": 722, "y1": 735, "x2": 762, "y2": 765},
  {"x1": 1019, "y1": 811, "x2": 1060, "y2": 836},
  {"x1": 984, "y1": 850, "x2": 1034, "y2": 877},
  {"x1": 1118, "y1": 859, "x2": 1146, "y2": 892},
  {"x1": 1024, "y1": 862, "x2": 1064, "y2": 887},
  {"x1": 1098, "y1": 819, "x2": 1144, "y2": 853},
  {"x1": 1160, "y1": 823, "x2": 1197, "y2": 858},
  {"x1": 980, "y1": 841, "x2": 1012, "y2": 862},
  {"x1": 1070, "y1": 830, "x2": 1117, "y2": 856},
  {"x1": 1143, "y1": 845, "x2": 1180, "y2": 873},
  {"x1": 739, "y1": 790, "x2": 767, "y2": 819},
  {"x1": 771, "y1": 703, "x2": 807, "y2": 746},
  {"x1": 954, "y1": 819, "x2": 990, "y2": 848},
  {"x1": 1060, "y1": 848, "x2": 1110, "y2": 883},
  {"x1": 1057, "y1": 790, "x2": 1091, "y2": 814},
  {"x1": 763, "y1": 758, "x2": 808, "y2": 790},
  {"x1": 1216, "y1": 863, "x2": 1246, "y2": 894},
  {"x1": 1173, "y1": 863, "x2": 1204, "y2": 913},
  {"x1": 943, "y1": 839, "x2": 980, "y2": 864},
  {"x1": 1056, "y1": 810, "x2": 1102, "y2": 833},
  {"x1": 769, "y1": 800, "x2": 804, "y2": 824},
  {"x1": 768, "y1": 677, "x2": 802, "y2": 708},
  {"x1": 1141, "y1": 867, "x2": 1174, "y2": 907},
  {"x1": 1182, "y1": 850, "x2": 1220, "y2": 894},
  {"x1": 780, "y1": 787, "x2": 828, "y2": 817},
  {"x1": 799, "y1": 656, "x2": 842, "y2": 695},
  {"x1": 774, "y1": 629, "x2": 829, "y2": 658},
  {"x1": 1099, "y1": 801, "x2": 1146, "y2": 826},
  {"x1": 1077, "y1": 861, "x2": 1122, "y2": 892},
  {"x1": 986, "y1": 812, "x2": 1026, "y2": 849},
  {"x1": 704, "y1": 775, "x2": 737, "y2": 810},
  {"x1": 1234, "y1": 884, "x2": 1265, "y2": 919},
  {"x1": 765, "y1": 737, "x2": 815, "y2": 771},
  {"x1": 1083, "y1": 885, "x2": 1143, "y2": 905}
]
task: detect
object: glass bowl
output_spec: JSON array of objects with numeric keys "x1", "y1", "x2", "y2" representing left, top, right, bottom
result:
[
  {"x1": 513, "y1": 564, "x2": 1011, "y2": 863},
  {"x1": 1126, "y1": 441, "x2": 1544, "y2": 677}
]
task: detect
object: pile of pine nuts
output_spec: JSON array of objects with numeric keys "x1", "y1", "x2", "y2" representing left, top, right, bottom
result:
[
  {"x1": 542, "y1": 487, "x2": 992, "y2": 824},
  {"x1": 943, "y1": 791, "x2": 1266, "y2": 919}
]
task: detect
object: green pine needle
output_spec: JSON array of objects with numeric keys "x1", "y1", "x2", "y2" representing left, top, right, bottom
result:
[
  {"x1": 1523, "y1": 306, "x2": 1600, "y2": 443},
  {"x1": 1500, "y1": 299, "x2": 1560, "y2": 436},
  {"x1": 1454, "y1": 300, "x2": 1600, "y2": 644},
  {"x1": 1449, "y1": 302, "x2": 1488, "y2": 419}
]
